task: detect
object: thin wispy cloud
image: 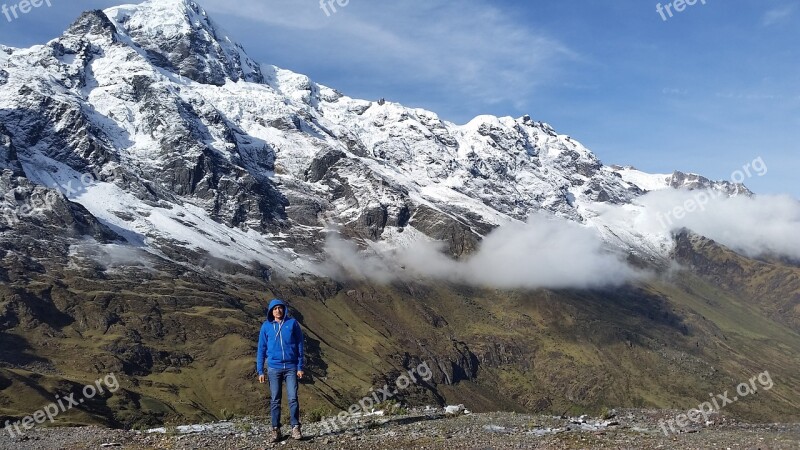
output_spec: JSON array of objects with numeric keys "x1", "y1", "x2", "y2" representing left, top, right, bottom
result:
[
  {"x1": 200, "y1": 0, "x2": 338, "y2": 31},
  {"x1": 200, "y1": 0, "x2": 578, "y2": 121},
  {"x1": 662, "y1": 88, "x2": 688, "y2": 96},
  {"x1": 715, "y1": 92, "x2": 781, "y2": 101},
  {"x1": 761, "y1": 5, "x2": 796, "y2": 26}
]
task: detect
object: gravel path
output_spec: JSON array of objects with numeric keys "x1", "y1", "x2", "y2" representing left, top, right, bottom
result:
[{"x1": 1, "y1": 409, "x2": 798, "y2": 449}]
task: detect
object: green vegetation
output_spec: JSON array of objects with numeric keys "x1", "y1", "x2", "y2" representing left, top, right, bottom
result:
[
  {"x1": 303, "y1": 406, "x2": 333, "y2": 423},
  {"x1": 219, "y1": 408, "x2": 234, "y2": 421},
  {"x1": 235, "y1": 421, "x2": 253, "y2": 433},
  {"x1": 1, "y1": 234, "x2": 799, "y2": 428}
]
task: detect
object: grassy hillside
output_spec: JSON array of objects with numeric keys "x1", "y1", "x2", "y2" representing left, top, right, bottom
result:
[{"x1": 1, "y1": 235, "x2": 799, "y2": 429}]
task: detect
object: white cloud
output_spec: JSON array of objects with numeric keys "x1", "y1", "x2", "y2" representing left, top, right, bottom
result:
[
  {"x1": 321, "y1": 190, "x2": 800, "y2": 289},
  {"x1": 200, "y1": 0, "x2": 577, "y2": 120},
  {"x1": 715, "y1": 92, "x2": 781, "y2": 101},
  {"x1": 200, "y1": 0, "x2": 334, "y2": 31},
  {"x1": 634, "y1": 190, "x2": 800, "y2": 260},
  {"x1": 322, "y1": 213, "x2": 643, "y2": 289},
  {"x1": 662, "y1": 88, "x2": 688, "y2": 96},
  {"x1": 69, "y1": 242, "x2": 154, "y2": 269},
  {"x1": 761, "y1": 5, "x2": 796, "y2": 26},
  {"x1": 319, "y1": 233, "x2": 396, "y2": 283}
]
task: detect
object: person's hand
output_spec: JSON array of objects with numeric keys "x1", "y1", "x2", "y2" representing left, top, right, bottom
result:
[
  {"x1": 297, "y1": 371, "x2": 304, "y2": 379},
  {"x1": 258, "y1": 374, "x2": 266, "y2": 384}
]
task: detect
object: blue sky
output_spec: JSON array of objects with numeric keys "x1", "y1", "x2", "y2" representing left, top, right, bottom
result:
[{"x1": 1, "y1": 0, "x2": 797, "y2": 197}]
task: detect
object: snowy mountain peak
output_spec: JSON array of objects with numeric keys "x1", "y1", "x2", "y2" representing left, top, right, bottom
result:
[
  {"x1": 64, "y1": 9, "x2": 119, "y2": 41},
  {"x1": 0, "y1": 0, "x2": 761, "y2": 279},
  {"x1": 103, "y1": 0, "x2": 263, "y2": 85}
]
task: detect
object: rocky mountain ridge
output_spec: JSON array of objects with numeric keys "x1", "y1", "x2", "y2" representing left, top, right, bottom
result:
[
  {"x1": 1, "y1": 0, "x2": 798, "y2": 434},
  {"x1": 0, "y1": 0, "x2": 748, "y2": 274}
]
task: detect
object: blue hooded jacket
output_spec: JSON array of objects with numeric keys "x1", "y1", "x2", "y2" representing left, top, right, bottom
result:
[{"x1": 257, "y1": 299, "x2": 305, "y2": 375}]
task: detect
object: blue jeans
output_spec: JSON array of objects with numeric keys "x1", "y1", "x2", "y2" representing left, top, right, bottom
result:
[{"x1": 267, "y1": 367, "x2": 300, "y2": 428}]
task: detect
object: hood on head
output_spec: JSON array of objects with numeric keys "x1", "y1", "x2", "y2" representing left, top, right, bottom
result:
[{"x1": 266, "y1": 298, "x2": 288, "y2": 322}]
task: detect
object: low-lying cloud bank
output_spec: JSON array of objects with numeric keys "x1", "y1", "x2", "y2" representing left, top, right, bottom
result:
[
  {"x1": 632, "y1": 190, "x2": 800, "y2": 260},
  {"x1": 322, "y1": 190, "x2": 800, "y2": 289},
  {"x1": 322, "y1": 213, "x2": 644, "y2": 289}
]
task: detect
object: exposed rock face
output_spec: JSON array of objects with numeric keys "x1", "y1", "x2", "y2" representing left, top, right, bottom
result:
[
  {"x1": 0, "y1": 125, "x2": 23, "y2": 176},
  {"x1": 667, "y1": 170, "x2": 749, "y2": 196},
  {"x1": 105, "y1": 0, "x2": 264, "y2": 86},
  {"x1": 410, "y1": 205, "x2": 484, "y2": 257}
]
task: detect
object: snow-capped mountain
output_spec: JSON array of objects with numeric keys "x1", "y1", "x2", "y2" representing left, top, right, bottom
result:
[
  {"x1": 4, "y1": 1, "x2": 800, "y2": 430},
  {"x1": 0, "y1": 0, "x2": 747, "y2": 278}
]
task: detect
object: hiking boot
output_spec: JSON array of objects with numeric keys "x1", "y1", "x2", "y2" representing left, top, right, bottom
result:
[
  {"x1": 270, "y1": 427, "x2": 282, "y2": 443},
  {"x1": 291, "y1": 425, "x2": 302, "y2": 440}
]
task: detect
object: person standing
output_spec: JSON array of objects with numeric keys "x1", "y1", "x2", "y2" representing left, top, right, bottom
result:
[{"x1": 257, "y1": 298, "x2": 305, "y2": 442}]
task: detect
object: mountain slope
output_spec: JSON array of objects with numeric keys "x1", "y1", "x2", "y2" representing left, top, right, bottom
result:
[
  {"x1": 0, "y1": 0, "x2": 798, "y2": 430},
  {"x1": 0, "y1": 0, "x2": 745, "y2": 270}
]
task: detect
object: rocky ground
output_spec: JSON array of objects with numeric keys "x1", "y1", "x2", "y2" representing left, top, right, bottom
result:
[{"x1": 1, "y1": 408, "x2": 797, "y2": 449}]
